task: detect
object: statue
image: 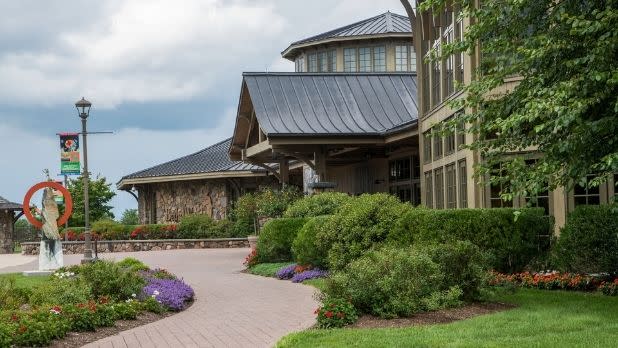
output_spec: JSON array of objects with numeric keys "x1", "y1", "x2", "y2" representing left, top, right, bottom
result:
[{"x1": 38, "y1": 170, "x2": 64, "y2": 270}]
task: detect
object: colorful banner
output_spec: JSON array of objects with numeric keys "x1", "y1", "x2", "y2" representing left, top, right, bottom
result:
[
  {"x1": 60, "y1": 133, "x2": 80, "y2": 175},
  {"x1": 53, "y1": 181, "x2": 64, "y2": 205}
]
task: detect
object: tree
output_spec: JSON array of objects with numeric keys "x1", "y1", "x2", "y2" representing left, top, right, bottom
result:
[
  {"x1": 120, "y1": 209, "x2": 139, "y2": 225},
  {"x1": 66, "y1": 175, "x2": 116, "y2": 226},
  {"x1": 405, "y1": 0, "x2": 618, "y2": 199}
]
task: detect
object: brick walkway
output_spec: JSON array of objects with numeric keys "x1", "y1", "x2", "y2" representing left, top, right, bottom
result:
[{"x1": 0, "y1": 249, "x2": 319, "y2": 348}]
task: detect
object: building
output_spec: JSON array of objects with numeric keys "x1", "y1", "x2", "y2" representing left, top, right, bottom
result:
[
  {"x1": 412, "y1": 2, "x2": 617, "y2": 229},
  {"x1": 0, "y1": 195, "x2": 22, "y2": 254},
  {"x1": 117, "y1": 138, "x2": 282, "y2": 224}
]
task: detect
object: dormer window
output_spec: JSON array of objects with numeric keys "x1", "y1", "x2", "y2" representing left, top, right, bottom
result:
[
  {"x1": 395, "y1": 45, "x2": 417, "y2": 72},
  {"x1": 344, "y1": 46, "x2": 387, "y2": 72},
  {"x1": 307, "y1": 50, "x2": 338, "y2": 72}
]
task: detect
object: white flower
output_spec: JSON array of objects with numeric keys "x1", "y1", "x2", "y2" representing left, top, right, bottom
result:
[
  {"x1": 153, "y1": 290, "x2": 160, "y2": 296},
  {"x1": 125, "y1": 299, "x2": 133, "y2": 303},
  {"x1": 151, "y1": 295, "x2": 156, "y2": 298},
  {"x1": 131, "y1": 293, "x2": 137, "y2": 298}
]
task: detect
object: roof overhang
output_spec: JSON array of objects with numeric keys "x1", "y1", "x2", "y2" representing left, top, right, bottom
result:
[{"x1": 117, "y1": 170, "x2": 268, "y2": 190}]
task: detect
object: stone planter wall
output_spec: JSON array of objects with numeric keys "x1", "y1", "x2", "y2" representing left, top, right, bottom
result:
[{"x1": 21, "y1": 238, "x2": 249, "y2": 255}]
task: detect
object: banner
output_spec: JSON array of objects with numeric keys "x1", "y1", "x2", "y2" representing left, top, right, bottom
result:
[
  {"x1": 60, "y1": 133, "x2": 80, "y2": 175},
  {"x1": 53, "y1": 181, "x2": 64, "y2": 205}
]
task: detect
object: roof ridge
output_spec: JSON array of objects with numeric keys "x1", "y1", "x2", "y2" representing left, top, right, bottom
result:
[
  {"x1": 243, "y1": 72, "x2": 417, "y2": 76},
  {"x1": 386, "y1": 11, "x2": 393, "y2": 32},
  {"x1": 289, "y1": 12, "x2": 388, "y2": 46}
]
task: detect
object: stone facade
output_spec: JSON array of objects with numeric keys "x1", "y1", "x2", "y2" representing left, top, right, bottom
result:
[
  {"x1": 136, "y1": 176, "x2": 279, "y2": 224},
  {"x1": 21, "y1": 238, "x2": 250, "y2": 255},
  {"x1": 0, "y1": 210, "x2": 14, "y2": 254}
]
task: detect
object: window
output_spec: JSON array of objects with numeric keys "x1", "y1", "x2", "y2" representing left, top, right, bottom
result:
[
  {"x1": 373, "y1": 46, "x2": 386, "y2": 72},
  {"x1": 389, "y1": 158, "x2": 411, "y2": 181},
  {"x1": 434, "y1": 168, "x2": 444, "y2": 209},
  {"x1": 412, "y1": 154, "x2": 420, "y2": 179},
  {"x1": 359, "y1": 47, "x2": 372, "y2": 72},
  {"x1": 328, "y1": 50, "x2": 337, "y2": 72},
  {"x1": 489, "y1": 165, "x2": 513, "y2": 208},
  {"x1": 344, "y1": 48, "x2": 357, "y2": 72},
  {"x1": 425, "y1": 171, "x2": 433, "y2": 208},
  {"x1": 295, "y1": 56, "x2": 305, "y2": 72},
  {"x1": 422, "y1": 59, "x2": 431, "y2": 112},
  {"x1": 444, "y1": 25, "x2": 455, "y2": 96},
  {"x1": 389, "y1": 155, "x2": 421, "y2": 206},
  {"x1": 574, "y1": 175, "x2": 601, "y2": 207},
  {"x1": 319, "y1": 52, "x2": 328, "y2": 72},
  {"x1": 445, "y1": 121, "x2": 456, "y2": 155},
  {"x1": 433, "y1": 128, "x2": 443, "y2": 160},
  {"x1": 459, "y1": 160, "x2": 468, "y2": 208},
  {"x1": 410, "y1": 46, "x2": 417, "y2": 72},
  {"x1": 457, "y1": 119, "x2": 466, "y2": 148},
  {"x1": 456, "y1": 18, "x2": 464, "y2": 84},
  {"x1": 432, "y1": 51, "x2": 441, "y2": 106},
  {"x1": 395, "y1": 45, "x2": 408, "y2": 72},
  {"x1": 446, "y1": 163, "x2": 457, "y2": 208},
  {"x1": 308, "y1": 53, "x2": 318, "y2": 72},
  {"x1": 423, "y1": 132, "x2": 432, "y2": 163}
]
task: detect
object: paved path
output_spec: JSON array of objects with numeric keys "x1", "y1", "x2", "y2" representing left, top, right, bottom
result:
[{"x1": 0, "y1": 249, "x2": 319, "y2": 348}]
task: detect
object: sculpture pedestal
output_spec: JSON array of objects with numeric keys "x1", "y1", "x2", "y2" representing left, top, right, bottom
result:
[
  {"x1": 38, "y1": 240, "x2": 63, "y2": 271},
  {"x1": 22, "y1": 270, "x2": 53, "y2": 277}
]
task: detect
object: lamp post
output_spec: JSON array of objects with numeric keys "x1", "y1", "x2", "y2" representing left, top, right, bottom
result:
[{"x1": 75, "y1": 97, "x2": 93, "y2": 263}]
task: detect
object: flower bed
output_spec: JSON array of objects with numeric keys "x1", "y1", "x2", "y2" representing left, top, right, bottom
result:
[
  {"x1": 489, "y1": 271, "x2": 617, "y2": 295},
  {"x1": 0, "y1": 258, "x2": 194, "y2": 347}
]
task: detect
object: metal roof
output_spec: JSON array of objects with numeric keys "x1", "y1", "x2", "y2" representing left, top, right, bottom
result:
[
  {"x1": 282, "y1": 12, "x2": 412, "y2": 58},
  {"x1": 242, "y1": 72, "x2": 418, "y2": 136},
  {"x1": 0, "y1": 196, "x2": 22, "y2": 210},
  {"x1": 120, "y1": 138, "x2": 266, "y2": 181}
]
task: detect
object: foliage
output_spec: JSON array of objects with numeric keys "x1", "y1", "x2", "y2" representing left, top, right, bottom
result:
[
  {"x1": 243, "y1": 249, "x2": 259, "y2": 268},
  {"x1": 325, "y1": 246, "x2": 463, "y2": 318},
  {"x1": 77, "y1": 260, "x2": 145, "y2": 300},
  {"x1": 284, "y1": 192, "x2": 351, "y2": 218},
  {"x1": 275, "y1": 264, "x2": 297, "y2": 280},
  {"x1": 599, "y1": 279, "x2": 618, "y2": 296},
  {"x1": 315, "y1": 297, "x2": 358, "y2": 328},
  {"x1": 390, "y1": 207, "x2": 550, "y2": 273},
  {"x1": 230, "y1": 193, "x2": 258, "y2": 236},
  {"x1": 418, "y1": 0, "x2": 618, "y2": 199},
  {"x1": 141, "y1": 296, "x2": 167, "y2": 314},
  {"x1": 246, "y1": 262, "x2": 294, "y2": 277},
  {"x1": 129, "y1": 224, "x2": 177, "y2": 240},
  {"x1": 291, "y1": 269, "x2": 328, "y2": 283},
  {"x1": 292, "y1": 215, "x2": 331, "y2": 269},
  {"x1": 120, "y1": 209, "x2": 139, "y2": 225},
  {"x1": 66, "y1": 174, "x2": 116, "y2": 226},
  {"x1": 111, "y1": 301, "x2": 139, "y2": 320},
  {"x1": 141, "y1": 278, "x2": 195, "y2": 311},
  {"x1": 255, "y1": 186, "x2": 302, "y2": 218},
  {"x1": 488, "y1": 271, "x2": 609, "y2": 293},
  {"x1": 553, "y1": 205, "x2": 618, "y2": 275},
  {"x1": 318, "y1": 194, "x2": 412, "y2": 270},
  {"x1": 29, "y1": 278, "x2": 92, "y2": 306},
  {"x1": 277, "y1": 289, "x2": 618, "y2": 348},
  {"x1": 116, "y1": 257, "x2": 149, "y2": 272},
  {"x1": 0, "y1": 277, "x2": 30, "y2": 310},
  {"x1": 177, "y1": 214, "x2": 217, "y2": 238},
  {"x1": 256, "y1": 218, "x2": 309, "y2": 263}
]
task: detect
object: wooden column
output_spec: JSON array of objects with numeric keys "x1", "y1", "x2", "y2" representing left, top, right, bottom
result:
[
  {"x1": 314, "y1": 149, "x2": 327, "y2": 181},
  {"x1": 279, "y1": 159, "x2": 289, "y2": 187}
]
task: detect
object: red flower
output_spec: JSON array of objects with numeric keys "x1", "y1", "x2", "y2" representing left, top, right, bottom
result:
[
  {"x1": 10, "y1": 314, "x2": 18, "y2": 322},
  {"x1": 18, "y1": 325, "x2": 27, "y2": 333},
  {"x1": 324, "y1": 311, "x2": 334, "y2": 318}
]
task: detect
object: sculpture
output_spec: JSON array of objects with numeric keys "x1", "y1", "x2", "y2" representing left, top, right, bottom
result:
[{"x1": 38, "y1": 170, "x2": 63, "y2": 270}]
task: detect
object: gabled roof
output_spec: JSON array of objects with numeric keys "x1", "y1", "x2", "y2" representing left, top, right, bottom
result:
[
  {"x1": 117, "y1": 138, "x2": 267, "y2": 189},
  {"x1": 0, "y1": 196, "x2": 22, "y2": 211},
  {"x1": 282, "y1": 11, "x2": 412, "y2": 59},
  {"x1": 237, "y1": 72, "x2": 418, "y2": 138}
]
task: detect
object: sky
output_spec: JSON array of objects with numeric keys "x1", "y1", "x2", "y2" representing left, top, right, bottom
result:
[{"x1": 0, "y1": 0, "x2": 407, "y2": 219}]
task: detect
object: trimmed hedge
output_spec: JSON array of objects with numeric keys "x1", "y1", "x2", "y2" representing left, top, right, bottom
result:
[
  {"x1": 553, "y1": 205, "x2": 618, "y2": 275},
  {"x1": 390, "y1": 208, "x2": 551, "y2": 273},
  {"x1": 257, "y1": 218, "x2": 309, "y2": 263},
  {"x1": 284, "y1": 193, "x2": 352, "y2": 218},
  {"x1": 318, "y1": 193, "x2": 413, "y2": 270},
  {"x1": 292, "y1": 215, "x2": 331, "y2": 268}
]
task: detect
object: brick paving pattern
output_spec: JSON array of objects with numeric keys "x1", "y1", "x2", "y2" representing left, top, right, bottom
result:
[{"x1": 0, "y1": 249, "x2": 319, "y2": 348}]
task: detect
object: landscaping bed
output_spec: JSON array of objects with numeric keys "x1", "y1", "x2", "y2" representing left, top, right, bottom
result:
[{"x1": 0, "y1": 258, "x2": 194, "y2": 347}]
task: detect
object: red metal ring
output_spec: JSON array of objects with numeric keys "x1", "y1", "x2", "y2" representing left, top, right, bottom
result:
[{"x1": 22, "y1": 182, "x2": 73, "y2": 229}]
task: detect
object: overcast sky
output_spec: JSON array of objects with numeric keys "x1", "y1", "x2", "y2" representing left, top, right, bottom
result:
[{"x1": 0, "y1": 0, "x2": 407, "y2": 219}]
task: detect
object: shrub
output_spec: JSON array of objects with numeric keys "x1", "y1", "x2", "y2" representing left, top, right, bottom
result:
[
  {"x1": 284, "y1": 192, "x2": 351, "y2": 218},
  {"x1": 111, "y1": 302, "x2": 139, "y2": 320},
  {"x1": 29, "y1": 278, "x2": 92, "y2": 306},
  {"x1": 599, "y1": 279, "x2": 618, "y2": 296},
  {"x1": 230, "y1": 193, "x2": 258, "y2": 235},
  {"x1": 256, "y1": 186, "x2": 302, "y2": 218},
  {"x1": 177, "y1": 214, "x2": 218, "y2": 238},
  {"x1": 292, "y1": 215, "x2": 331, "y2": 269},
  {"x1": 64, "y1": 303, "x2": 98, "y2": 332},
  {"x1": 319, "y1": 194, "x2": 412, "y2": 270},
  {"x1": 0, "y1": 277, "x2": 29, "y2": 310},
  {"x1": 390, "y1": 207, "x2": 550, "y2": 273},
  {"x1": 78, "y1": 260, "x2": 146, "y2": 300},
  {"x1": 325, "y1": 246, "x2": 453, "y2": 318},
  {"x1": 315, "y1": 297, "x2": 358, "y2": 328},
  {"x1": 257, "y1": 218, "x2": 309, "y2": 262},
  {"x1": 553, "y1": 205, "x2": 618, "y2": 275},
  {"x1": 116, "y1": 257, "x2": 149, "y2": 272}
]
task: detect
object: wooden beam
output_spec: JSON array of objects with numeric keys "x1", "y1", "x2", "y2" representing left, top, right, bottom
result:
[
  {"x1": 244, "y1": 140, "x2": 272, "y2": 159},
  {"x1": 279, "y1": 152, "x2": 316, "y2": 171},
  {"x1": 279, "y1": 159, "x2": 289, "y2": 185},
  {"x1": 250, "y1": 162, "x2": 281, "y2": 182},
  {"x1": 13, "y1": 211, "x2": 24, "y2": 224}
]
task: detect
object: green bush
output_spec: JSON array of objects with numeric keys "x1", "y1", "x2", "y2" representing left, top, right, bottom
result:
[
  {"x1": 0, "y1": 277, "x2": 29, "y2": 310},
  {"x1": 553, "y1": 205, "x2": 618, "y2": 275},
  {"x1": 29, "y1": 278, "x2": 92, "y2": 306},
  {"x1": 230, "y1": 193, "x2": 258, "y2": 235},
  {"x1": 78, "y1": 260, "x2": 145, "y2": 300},
  {"x1": 255, "y1": 186, "x2": 302, "y2": 218},
  {"x1": 116, "y1": 257, "x2": 149, "y2": 272},
  {"x1": 257, "y1": 218, "x2": 309, "y2": 262},
  {"x1": 390, "y1": 207, "x2": 550, "y2": 273},
  {"x1": 292, "y1": 216, "x2": 332, "y2": 268},
  {"x1": 284, "y1": 192, "x2": 351, "y2": 218},
  {"x1": 324, "y1": 246, "x2": 462, "y2": 318},
  {"x1": 177, "y1": 214, "x2": 218, "y2": 238},
  {"x1": 315, "y1": 297, "x2": 358, "y2": 328},
  {"x1": 318, "y1": 193, "x2": 412, "y2": 270},
  {"x1": 111, "y1": 301, "x2": 139, "y2": 320}
]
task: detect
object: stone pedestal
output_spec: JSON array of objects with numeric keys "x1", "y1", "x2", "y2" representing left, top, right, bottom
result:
[
  {"x1": 38, "y1": 240, "x2": 63, "y2": 270},
  {"x1": 0, "y1": 210, "x2": 14, "y2": 254}
]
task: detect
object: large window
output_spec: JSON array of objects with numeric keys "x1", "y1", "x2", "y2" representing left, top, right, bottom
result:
[
  {"x1": 446, "y1": 163, "x2": 457, "y2": 208},
  {"x1": 359, "y1": 47, "x2": 372, "y2": 72},
  {"x1": 395, "y1": 45, "x2": 416, "y2": 72},
  {"x1": 457, "y1": 118, "x2": 466, "y2": 148},
  {"x1": 459, "y1": 160, "x2": 468, "y2": 208},
  {"x1": 319, "y1": 52, "x2": 328, "y2": 72},
  {"x1": 295, "y1": 56, "x2": 305, "y2": 72},
  {"x1": 344, "y1": 48, "x2": 357, "y2": 72},
  {"x1": 433, "y1": 128, "x2": 443, "y2": 160},
  {"x1": 489, "y1": 165, "x2": 513, "y2": 208},
  {"x1": 389, "y1": 155, "x2": 421, "y2": 205},
  {"x1": 574, "y1": 175, "x2": 600, "y2": 207},
  {"x1": 373, "y1": 46, "x2": 386, "y2": 72},
  {"x1": 308, "y1": 53, "x2": 318, "y2": 72},
  {"x1": 425, "y1": 171, "x2": 433, "y2": 208},
  {"x1": 444, "y1": 19, "x2": 455, "y2": 97},
  {"x1": 389, "y1": 158, "x2": 411, "y2": 181},
  {"x1": 445, "y1": 121, "x2": 456, "y2": 155},
  {"x1": 431, "y1": 48, "x2": 441, "y2": 106},
  {"x1": 434, "y1": 168, "x2": 444, "y2": 209},
  {"x1": 423, "y1": 132, "x2": 432, "y2": 163},
  {"x1": 422, "y1": 59, "x2": 431, "y2": 112},
  {"x1": 328, "y1": 50, "x2": 337, "y2": 72}
]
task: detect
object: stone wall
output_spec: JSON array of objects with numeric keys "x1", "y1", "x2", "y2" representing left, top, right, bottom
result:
[
  {"x1": 0, "y1": 211, "x2": 14, "y2": 254},
  {"x1": 21, "y1": 238, "x2": 250, "y2": 255}
]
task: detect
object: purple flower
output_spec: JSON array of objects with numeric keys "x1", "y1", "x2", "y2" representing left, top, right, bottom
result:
[
  {"x1": 276, "y1": 264, "x2": 297, "y2": 280},
  {"x1": 142, "y1": 278, "x2": 194, "y2": 311},
  {"x1": 291, "y1": 269, "x2": 328, "y2": 283}
]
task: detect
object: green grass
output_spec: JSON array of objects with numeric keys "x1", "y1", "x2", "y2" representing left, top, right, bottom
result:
[
  {"x1": 247, "y1": 262, "x2": 294, "y2": 277},
  {"x1": 303, "y1": 278, "x2": 327, "y2": 292},
  {"x1": 276, "y1": 289, "x2": 618, "y2": 348},
  {"x1": 0, "y1": 273, "x2": 50, "y2": 289}
]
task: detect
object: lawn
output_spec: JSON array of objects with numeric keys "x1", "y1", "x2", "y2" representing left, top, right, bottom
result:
[
  {"x1": 247, "y1": 262, "x2": 294, "y2": 277},
  {"x1": 276, "y1": 289, "x2": 618, "y2": 348},
  {"x1": 0, "y1": 272, "x2": 50, "y2": 288}
]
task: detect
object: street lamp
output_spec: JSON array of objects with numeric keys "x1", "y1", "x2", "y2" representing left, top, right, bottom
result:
[{"x1": 75, "y1": 97, "x2": 93, "y2": 263}]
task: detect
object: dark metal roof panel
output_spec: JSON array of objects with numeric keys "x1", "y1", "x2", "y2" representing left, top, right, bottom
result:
[
  {"x1": 0, "y1": 196, "x2": 22, "y2": 210},
  {"x1": 243, "y1": 73, "x2": 418, "y2": 136},
  {"x1": 121, "y1": 138, "x2": 265, "y2": 180}
]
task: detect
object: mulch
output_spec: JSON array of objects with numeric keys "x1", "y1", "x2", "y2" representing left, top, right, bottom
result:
[{"x1": 349, "y1": 302, "x2": 516, "y2": 329}]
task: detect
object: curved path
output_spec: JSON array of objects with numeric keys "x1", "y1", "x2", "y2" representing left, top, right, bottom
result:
[{"x1": 0, "y1": 249, "x2": 319, "y2": 348}]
